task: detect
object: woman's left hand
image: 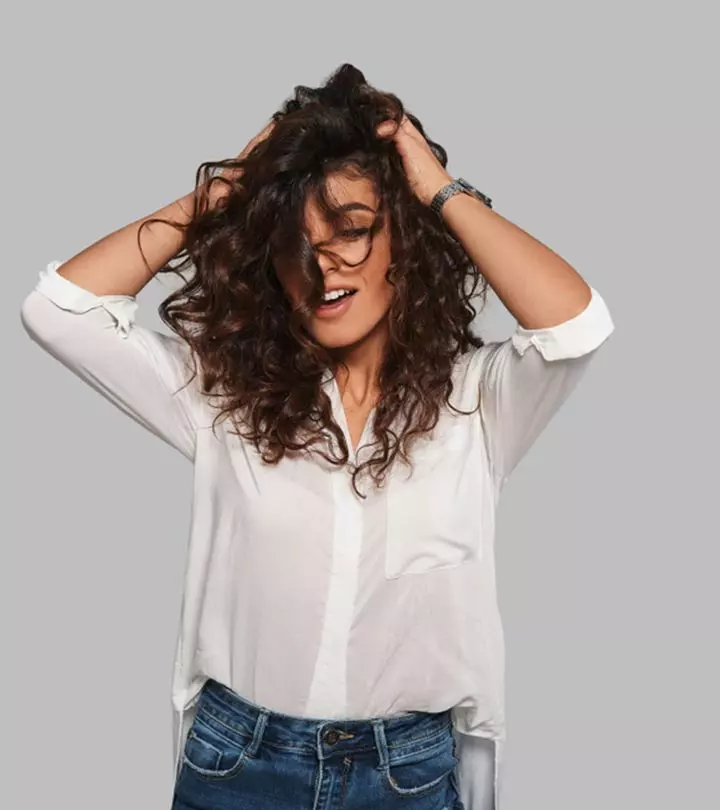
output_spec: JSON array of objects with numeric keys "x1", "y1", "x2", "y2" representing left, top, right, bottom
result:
[{"x1": 376, "y1": 115, "x2": 453, "y2": 207}]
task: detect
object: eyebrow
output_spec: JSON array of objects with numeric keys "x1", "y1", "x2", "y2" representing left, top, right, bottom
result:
[
  {"x1": 309, "y1": 202, "x2": 378, "y2": 248},
  {"x1": 337, "y1": 202, "x2": 375, "y2": 213}
]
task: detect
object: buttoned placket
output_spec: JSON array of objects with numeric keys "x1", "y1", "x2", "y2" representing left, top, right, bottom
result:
[{"x1": 302, "y1": 374, "x2": 376, "y2": 717}]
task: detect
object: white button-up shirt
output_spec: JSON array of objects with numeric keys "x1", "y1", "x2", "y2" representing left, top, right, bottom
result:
[{"x1": 20, "y1": 259, "x2": 614, "y2": 809}]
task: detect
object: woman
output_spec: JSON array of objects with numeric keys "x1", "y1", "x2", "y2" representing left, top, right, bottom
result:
[{"x1": 20, "y1": 64, "x2": 613, "y2": 810}]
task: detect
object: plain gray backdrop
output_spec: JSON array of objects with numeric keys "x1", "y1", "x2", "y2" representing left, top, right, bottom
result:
[{"x1": 4, "y1": 1, "x2": 719, "y2": 808}]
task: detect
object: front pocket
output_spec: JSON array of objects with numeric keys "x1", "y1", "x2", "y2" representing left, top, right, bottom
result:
[
  {"x1": 182, "y1": 714, "x2": 251, "y2": 781},
  {"x1": 385, "y1": 418, "x2": 485, "y2": 579},
  {"x1": 381, "y1": 731, "x2": 459, "y2": 799}
]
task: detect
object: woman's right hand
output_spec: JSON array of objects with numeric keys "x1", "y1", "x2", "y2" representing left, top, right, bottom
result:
[
  {"x1": 181, "y1": 120, "x2": 275, "y2": 217},
  {"x1": 218, "y1": 119, "x2": 276, "y2": 184},
  {"x1": 204, "y1": 119, "x2": 275, "y2": 211}
]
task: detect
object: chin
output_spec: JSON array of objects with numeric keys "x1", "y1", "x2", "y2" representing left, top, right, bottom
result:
[
  {"x1": 311, "y1": 328, "x2": 369, "y2": 351},
  {"x1": 309, "y1": 315, "x2": 388, "y2": 353}
]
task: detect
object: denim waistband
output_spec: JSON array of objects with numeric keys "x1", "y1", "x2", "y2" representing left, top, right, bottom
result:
[{"x1": 197, "y1": 678, "x2": 454, "y2": 762}]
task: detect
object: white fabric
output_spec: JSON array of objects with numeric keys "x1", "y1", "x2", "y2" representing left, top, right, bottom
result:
[{"x1": 20, "y1": 259, "x2": 615, "y2": 809}]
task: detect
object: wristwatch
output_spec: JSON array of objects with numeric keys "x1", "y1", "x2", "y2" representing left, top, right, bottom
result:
[{"x1": 429, "y1": 177, "x2": 493, "y2": 216}]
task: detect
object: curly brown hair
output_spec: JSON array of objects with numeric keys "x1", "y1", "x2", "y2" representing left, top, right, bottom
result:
[{"x1": 141, "y1": 63, "x2": 487, "y2": 495}]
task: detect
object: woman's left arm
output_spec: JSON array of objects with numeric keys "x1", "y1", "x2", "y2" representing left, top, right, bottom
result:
[
  {"x1": 438, "y1": 190, "x2": 593, "y2": 328},
  {"x1": 382, "y1": 114, "x2": 592, "y2": 328},
  {"x1": 381, "y1": 115, "x2": 615, "y2": 485}
]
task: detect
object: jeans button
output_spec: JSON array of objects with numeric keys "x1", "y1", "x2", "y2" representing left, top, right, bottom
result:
[{"x1": 324, "y1": 729, "x2": 340, "y2": 745}]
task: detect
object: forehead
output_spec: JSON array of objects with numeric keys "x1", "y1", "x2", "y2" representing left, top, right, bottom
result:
[{"x1": 304, "y1": 171, "x2": 379, "y2": 235}]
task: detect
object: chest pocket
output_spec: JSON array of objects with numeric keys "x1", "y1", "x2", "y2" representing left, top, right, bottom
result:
[{"x1": 384, "y1": 416, "x2": 486, "y2": 579}]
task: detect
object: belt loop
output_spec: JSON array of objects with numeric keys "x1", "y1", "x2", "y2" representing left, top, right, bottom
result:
[
  {"x1": 371, "y1": 718, "x2": 389, "y2": 768},
  {"x1": 247, "y1": 708, "x2": 270, "y2": 757}
]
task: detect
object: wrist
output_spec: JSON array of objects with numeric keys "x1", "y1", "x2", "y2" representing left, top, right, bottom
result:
[
  {"x1": 175, "y1": 178, "x2": 230, "y2": 222},
  {"x1": 429, "y1": 177, "x2": 493, "y2": 218},
  {"x1": 422, "y1": 172, "x2": 454, "y2": 207}
]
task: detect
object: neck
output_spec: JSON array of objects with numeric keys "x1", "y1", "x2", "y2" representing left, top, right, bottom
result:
[{"x1": 332, "y1": 319, "x2": 388, "y2": 405}]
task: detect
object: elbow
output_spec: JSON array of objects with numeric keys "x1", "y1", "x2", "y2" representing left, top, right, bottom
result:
[
  {"x1": 512, "y1": 287, "x2": 615, "y2": 361},
  {"x1": 20, "y1": 290, "x2": 61, "y2": 349},
  {"x1": 20, "y1": 290, "x2": 42, "y2": 342}
]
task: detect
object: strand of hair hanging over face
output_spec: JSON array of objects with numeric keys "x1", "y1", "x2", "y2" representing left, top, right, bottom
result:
[{"x1": 139, "y1": 63, "x2": 487, "y2": 497}]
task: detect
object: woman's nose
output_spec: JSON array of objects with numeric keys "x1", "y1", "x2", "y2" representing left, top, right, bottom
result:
[{"x1": 315, "y1": 250, "x2": 340, "y2": 276}]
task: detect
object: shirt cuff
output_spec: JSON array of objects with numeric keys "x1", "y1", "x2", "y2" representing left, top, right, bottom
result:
[
  {"x1": 510, "y1": 286, "x2": 614, "y2": 361},
  {"x1": 36, "y1": 259, "x2": 139, "y2": 338}
]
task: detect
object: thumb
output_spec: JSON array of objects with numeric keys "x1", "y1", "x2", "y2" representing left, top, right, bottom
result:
[{"x1": 375, "y1": 119, "x2": 398, "y2": 139}]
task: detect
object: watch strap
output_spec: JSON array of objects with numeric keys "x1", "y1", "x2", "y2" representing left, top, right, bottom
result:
[{"x1": 429, "y1": 177, "x2": 493, "y2": 216}]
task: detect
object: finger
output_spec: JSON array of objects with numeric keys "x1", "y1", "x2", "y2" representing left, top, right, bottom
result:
[
  {"x1": 406, "y1": 121, "x2": 433, "y2": 151},
  {"x1": 260, "y1": 119, "x2": 275, "y2": 138},
  {"x1": 251, "y1": 120, "x2": 275, "y2": 148},
  {"x1": 403, "y1": 117, "x2": 423, "y2": 140},
  {"x1": 239, "y1": 120, "x2": 275, "y2": 159},
  {"x1": 375, "y1": 119, "x2": 397, "y2": 138},
  {"x1": 398, "y1": 117, "x2": 422, "y2": 145}
]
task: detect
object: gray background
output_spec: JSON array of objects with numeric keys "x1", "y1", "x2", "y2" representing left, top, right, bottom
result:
[{"x1": 4, "y1": 1, "x2": 719, "y2": 808}]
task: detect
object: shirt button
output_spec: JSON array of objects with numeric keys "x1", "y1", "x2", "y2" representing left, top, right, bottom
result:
[{"x1": 323, "y1": 729, "x2": 340, "y2": 745}]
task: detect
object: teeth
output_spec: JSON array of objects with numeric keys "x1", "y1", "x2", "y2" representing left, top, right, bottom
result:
[{"x1": 322, "y1": 289, "x2": 353, "y2": 303}]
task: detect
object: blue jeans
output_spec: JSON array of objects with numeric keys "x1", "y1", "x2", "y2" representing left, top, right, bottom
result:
[{"x1": 172, "y1": 678, "x2": 465, "y2": 809}]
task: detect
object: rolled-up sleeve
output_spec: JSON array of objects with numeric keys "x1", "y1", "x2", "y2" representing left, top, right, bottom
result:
[
  {"x1": 474, "y1": 287, "x2": 614, "y2": 485},
  {"x1": 20, "y1": 259, "x2": 200, "y2": 461}
]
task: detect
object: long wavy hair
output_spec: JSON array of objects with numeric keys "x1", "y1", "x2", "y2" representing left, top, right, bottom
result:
[{"x1": 140, "y1": 63, "x2": 487, "y2": 495}]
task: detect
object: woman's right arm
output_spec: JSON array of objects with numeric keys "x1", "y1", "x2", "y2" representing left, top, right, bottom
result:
[
  {"x1": 51, "y1": 186, "x2": 212, "y2": 297},
  {"x1": 19, "y1": 188, "x2": 207, "y2": 461},
  {"x1": 52, "y1": 119, "x2": 279, "y2": 295},
  {"x1": 20, "y1": 122, "x2": 274, "y2": 460}
]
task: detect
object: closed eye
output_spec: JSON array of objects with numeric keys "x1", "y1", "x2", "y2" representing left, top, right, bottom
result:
[{"x1": 339, "y1": 228, "x2": 370, "y2": 239}]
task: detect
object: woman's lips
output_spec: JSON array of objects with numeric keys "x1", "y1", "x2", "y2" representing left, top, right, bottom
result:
[{"x1": 314, "y1": 291, "x2": 357, "y2": 319}]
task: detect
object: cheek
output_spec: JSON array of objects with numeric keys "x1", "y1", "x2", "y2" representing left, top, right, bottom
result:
[{"x1": 365, "y1": 253, "x2": 394, "y2": 305}]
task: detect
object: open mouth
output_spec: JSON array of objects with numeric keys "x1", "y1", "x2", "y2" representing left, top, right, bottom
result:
[
  {"x1": 315, "y1": 288, "x2": 358, "y2": 317},
  {"x1": 322, "y1": 288, "x2": 357, "y2": 303}
]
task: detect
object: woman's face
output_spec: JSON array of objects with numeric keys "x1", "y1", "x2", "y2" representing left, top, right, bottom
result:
[{"x1": 274, "y1": 171, "x2": 394, "y2": 351}]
